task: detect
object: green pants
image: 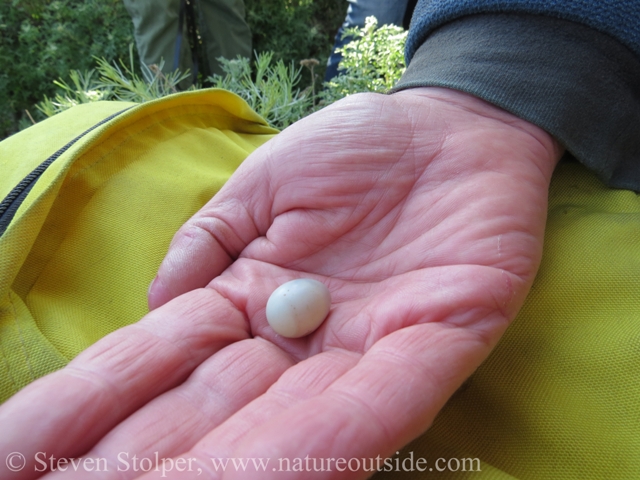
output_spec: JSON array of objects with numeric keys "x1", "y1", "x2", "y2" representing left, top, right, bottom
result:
[{"x1": 123, "y1": 0, "x2": 251, "y2": 78}]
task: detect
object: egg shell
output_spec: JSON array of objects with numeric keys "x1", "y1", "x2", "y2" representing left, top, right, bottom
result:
[{"x1": 266, "y1": 279, "x2": 331, "y2": 338}]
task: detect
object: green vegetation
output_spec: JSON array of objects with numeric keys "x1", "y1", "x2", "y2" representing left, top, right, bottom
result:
[
  {"x1": 2, "y1": 0, "x2": 407, "y2": 137},
  {"x1": 209, "y1": 53, "x2": 314, "y2": 130},
  {"x1": 244, "y1": 0, "x2": 344, "y2": 85},
  {"x1": 0, "y1": 0, "x2": 135, "y2": 137},
  {"x1": 321, "y1": 17, "x2": 407, "y2": 104},
  {"x1": 1, "y1": 0, "x2": 344, "y2": 138},
  {"x1": 36, "y1": 47, "x2": 193, "y2": 118}
]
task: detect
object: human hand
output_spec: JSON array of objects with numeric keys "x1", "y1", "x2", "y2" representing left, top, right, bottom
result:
[{"x1": 0, "y1": 88, "x2": 562, "y2": 479}]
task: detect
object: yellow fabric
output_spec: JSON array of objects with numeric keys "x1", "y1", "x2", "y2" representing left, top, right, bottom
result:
[
  {"x1": 1, "y1": 92, "x2": 638, "y2": 478},
  {"x1": 375, "y1": 161, "x2": 640, "y2": 479},
  {"x1": 0, "y1": 90, "x2": 277, "y2": 401}
]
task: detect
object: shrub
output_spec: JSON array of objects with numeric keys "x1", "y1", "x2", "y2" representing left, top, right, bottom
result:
[
  {"x1": 244, "y1": 0, "x2": 344, "y2": 86},
  {"x1": 209, "y1": 53, "x2": 313, "y2": 129},
  {"x1": 321, "y1": 16, "x2": 407, "y2": 105},
  {"x1": 0, "y1": 0, "x2": 135, "y2": 138},
  {"x1": 0, "y1": 0, "x2": 345, "y2": 139},
  {"x1": 35, "y1": 47, "x2": 193, "y2": 118},
  {"x1": 33, "y1": 18, "x2": 408, "y2": 131}
]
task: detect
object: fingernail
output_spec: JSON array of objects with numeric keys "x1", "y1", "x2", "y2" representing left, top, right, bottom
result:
[
  {"x1": 148, "y1": 275, "x2": 158, "y2": 298},
  {"x1": 148, "y1": 275, "x2": 164, "y2": 311}
]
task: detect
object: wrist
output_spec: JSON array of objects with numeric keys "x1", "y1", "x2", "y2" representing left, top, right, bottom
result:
[{"x1": 392, "y1": 87, "x2": 564, "y2": 183}]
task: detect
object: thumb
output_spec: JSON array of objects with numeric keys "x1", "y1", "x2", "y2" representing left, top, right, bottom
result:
[{"x1": 148, "y1": 154, "x2": 274, "y2": 310}]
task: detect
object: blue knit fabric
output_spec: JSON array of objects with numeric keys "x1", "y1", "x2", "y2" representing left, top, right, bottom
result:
[{"x1": 406, "y1": 0, "x2": 640, "y2": 63}]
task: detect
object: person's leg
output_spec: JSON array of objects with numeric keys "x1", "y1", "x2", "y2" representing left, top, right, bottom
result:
[
  {"x1": 123, "y1": 0, "x2": 189, "y2": 74},
  {"x1": 325, "y1": 0, "x2": 410, "y2": 81},
  {"x1": 346, "y1": 0, "x2": 408, "y2": 26},
  {"x1": 198, "y1": 0, "x2": 252, "y2": 77}
]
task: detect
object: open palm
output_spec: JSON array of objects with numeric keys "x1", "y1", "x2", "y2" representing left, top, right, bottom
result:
[{"x1": 0, "y1": 88, "x2": 561, "y2": 479}]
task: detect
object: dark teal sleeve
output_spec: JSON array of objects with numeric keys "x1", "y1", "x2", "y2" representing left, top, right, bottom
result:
[{"x1": 393, "y1": 14, "x2": 640, "y2": 191}]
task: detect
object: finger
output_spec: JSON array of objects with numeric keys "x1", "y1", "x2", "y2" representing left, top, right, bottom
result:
[
  {"x1": 46, "y1": 338, "x2": 293, "y2": 480},
  {"x1": 0, "y1": 288, "x2": 249, "y2": 480},
  {"x1": 133, "y1": 270, "x2": 518, "y2": 479},
  {"x1": 147, "y1": 94, "x2": 412, "y2": 311},
  {"x1": 148, "y1": 153, "x2": 274, "y2": 310},
  {"x1": 138, "y1": 349, "x2": 361, "y2": 480},
  {"x1": 222, "y1": 322, "x2": 501, "y2": 480}
]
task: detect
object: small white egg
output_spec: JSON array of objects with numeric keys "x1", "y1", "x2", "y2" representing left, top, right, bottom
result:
[{"x1": 266, "y1": 279, "x2": 331, "y2": 338}]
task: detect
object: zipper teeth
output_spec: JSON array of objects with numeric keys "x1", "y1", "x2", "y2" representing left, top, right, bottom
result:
[
  {"x1": 0, "y1": 147, "x2": 69, "y2": 215},
  {"x1": 0, "y1": 108, "x2": 131, "y2": 224}
]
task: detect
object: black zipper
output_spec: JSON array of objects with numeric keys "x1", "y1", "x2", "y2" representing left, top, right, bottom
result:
[{"x1": 0, "y1": 108, "x2": 131, "y2": 238}]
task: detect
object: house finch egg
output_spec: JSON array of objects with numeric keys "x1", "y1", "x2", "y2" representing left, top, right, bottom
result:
[{"x1": 266, "y1": 279, "x2": 331, "y2": 338}]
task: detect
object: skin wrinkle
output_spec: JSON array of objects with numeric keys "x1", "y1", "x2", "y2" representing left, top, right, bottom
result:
[
  {"x1": 20, "y1": 377, "x2": 124, "y2": 478},
  {"x1": 332, "y1": 211, "x2": 404, "y2": 280},
  {"x1": 337, "y1": 215, "x2": 399, "y2": 282},
  {"x1": 73, "y1": 327, "x2": 162, "y2": 377},
  {"x1": 204, "y1": 281, "x2": 255, "y2": 335},
  {"x1": 358, "y1": 267, "x2": 512, "y2": 341},
  {"x1": 376, "y1": 294, "x2": 432, "y2": 347},
  {"x1": 365, "y1": 296, "x2": 422, "y2": 349},
  {"x1": 264, "y1": 384, "x2": 311, "y2": 408},
  {"x1": 446, "y1": 301, "x2": 509, "y2": 335},
  {"x1": 237, "y1": 391, "x2": 395, "y2": 475},
  {"x1": 366, "y1": 322, "x2": 431, "y2": 361},
  {"x1": 463, "y1": 312, "x2": 513, "y2": 352},
  {"x1": 334, "y1": 274, "x2": 455, "y2": 351},
  {"x1": 404, "y1": 94, "x2": 560, "y2": 193},
  {"x1": 263, "y1": 136, "x2": 291, "y2": 222},
  {"x1": 286, "y1": 169, "x2": 418, "y2": 278},
  {"x1": 500, "y1": 268, "x2": 519, "y2": 319},
  {"x1": 404, "y1": 89, "x2": 560, "y2": 166},
  {"x1": 362, "y1": 287, "x2": 424, "y2": 350},
  {"x1": 178, "y1": 345, "x2": 287, "y2": 424},
  {"x1": 323, "y1": 290, "x2": 374, "y2": 353},
  {"x1": 138, "y1": 302, "x2": 243, "y2": 364},
  {"x1": 183, "y1": 340, "x2": 275, "y2": 408},
  {"x1": 208, "y1": 261, "x2": 261, "y2": 310},
  {"x1": 327, "y1": 305, "x2": 375, "y2": 354},
  {"x1": 170, "y1": 379, "x2": 237, "y2": 426},
  {"x1": 287, "y1": 350, "x2": 361, "y2": 390},
  {"x1": 86, "y1": 342, "x2": 294, "y2": 480},
  {"x1": 129, "y1": 354, "x2": 290, "y2": 474},
  {"x1": 425, "y1": 193, "x2": 537, "y2": 273},
  {"x1": 268, "y1": 352, "x2": 354, "y2": 410},
  {"x1": 173, "y1": 187, "x2": 266, "y2": 291},
  {"x1": 63, "y1": 307, "x2": 245, "y2": 406},
  {"x1": 391, "y1": 92, "x2": 449, "y2": 173},
  {"x1": 324, "y1": 388, "x2": 395, "y2": 449},
  {"x1": 87, "y1": 424, "x2": 186, "y2": 480},
  {"x1": 264, "y1": 209, "x2": 347, "y2": 266},
  {"x1": 61, "y1": 367, "x2": 126, "y2": 417},
  {"x1": 337, "y1": 204, "x2": 503, "y2": 282},
  {"x1": 259, "y1": 202, "x2": 374, "y2": 277},
  {"x1": 365, "y1": 346, "x2": 445, "y2": 410},
  {"x1": 373, "y1": 325, "x2": 474, "y2": 387},
  {"x1": 250, "y1": 159, "x2": 274, "y2": 236},
  {"x1": 189, "y1": 394, "x2": 320, "y2": 464},
  {"x1": 119, "y1": 412, "x2": 199, "y2": 457},
  {"x1": 190, "y1": 219, "x2": 238, "y2": 263},
  {"x1": 194, "y1": 200, "x2": 260, "y2": 260},
  {"x1": 344, "y1": 225, "x2": 423, "y2": 281}
]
